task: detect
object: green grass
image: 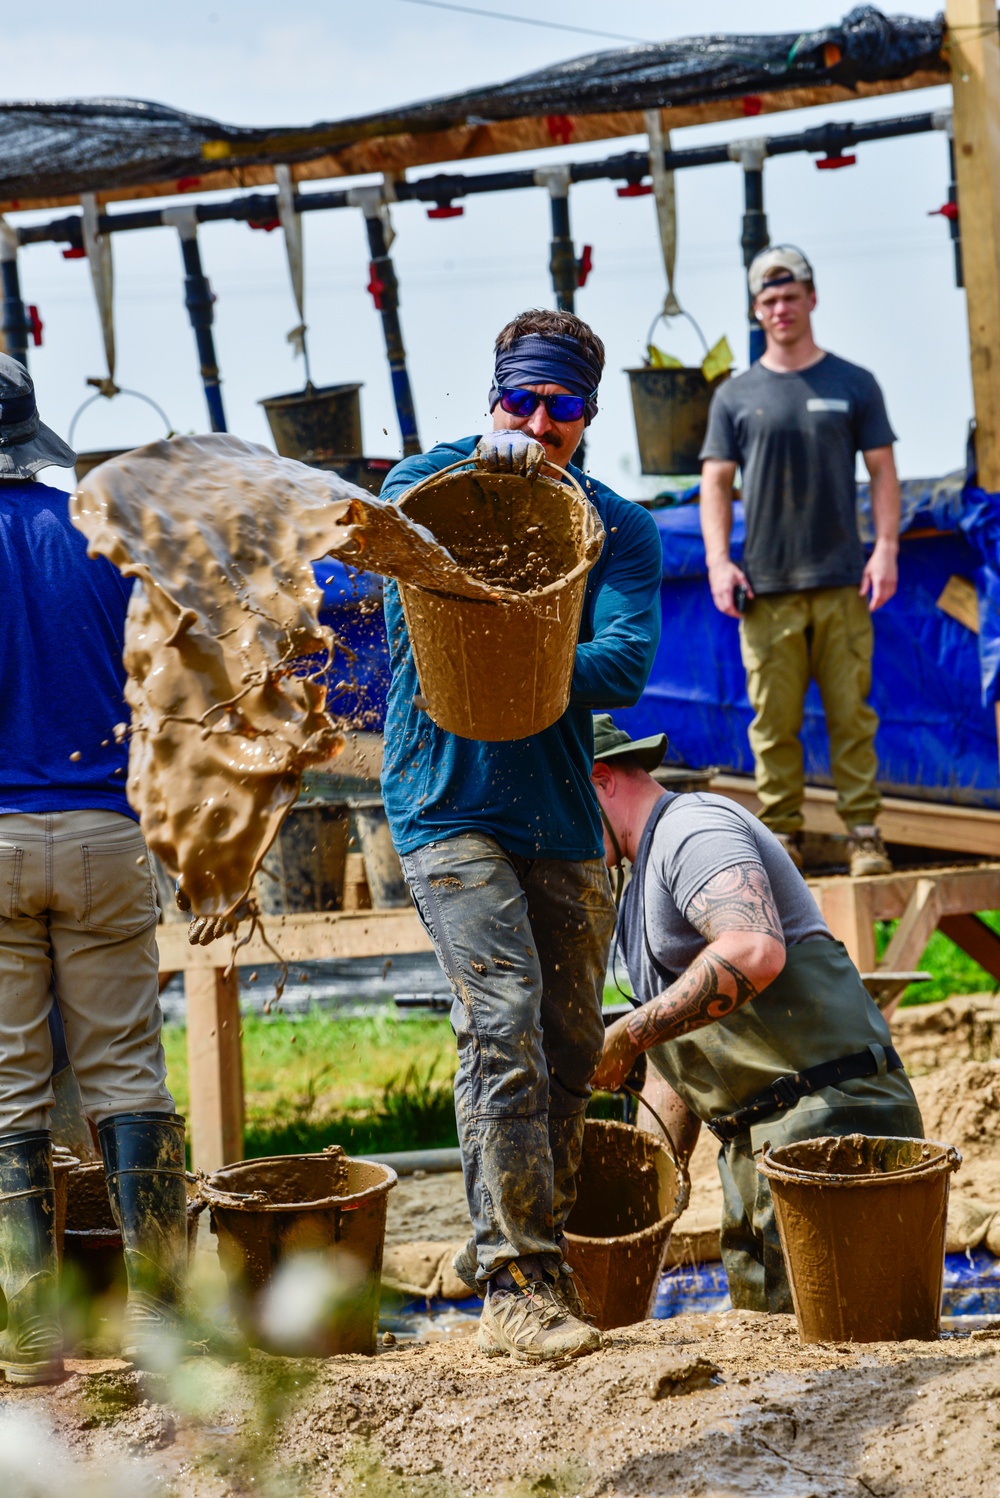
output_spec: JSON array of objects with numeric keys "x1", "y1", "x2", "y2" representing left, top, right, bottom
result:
[
  {"x1": 877, "y1": 910, "x2": 1000, "y2": 1007},
  {"x1": 163, "y1": 1010, "x2": 459, "y2": 1158}
]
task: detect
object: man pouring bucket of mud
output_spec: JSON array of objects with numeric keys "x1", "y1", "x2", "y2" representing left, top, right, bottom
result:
[
  {"x1": 590, "y1": 713, "x2": 924, "y2": 1312},
  {"x1": 381, "y1": 311, "x2": 662, "y2": 1361},
  {"x1": 0, "y1": 355, "x2": 216, "y2": 1383}
]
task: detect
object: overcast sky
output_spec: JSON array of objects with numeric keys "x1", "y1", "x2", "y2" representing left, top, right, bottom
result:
[{"x1": 9, "y1": 1, "x2": 963, "y2": 492}]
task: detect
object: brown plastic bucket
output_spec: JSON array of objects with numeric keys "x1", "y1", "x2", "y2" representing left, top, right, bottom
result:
[
  {"x1": 564, "y1": 1119, "x2": 689, "y2": 1330},
  {"x1": 62, "y1": 1160, "x2": 205, "y2": 1294},
  {"x1": 757, "y1": 1134, "x2": 961, "y2": 1343},
  {"x1": 626, "y1": 366, "x2": 729, "y2": 476},
  {"x1": 199, "y1": 1146, "x2": 396, "y2": 1356},
  {"x1": 395, "y1": 458, "x2": 604, "y2": 742}
]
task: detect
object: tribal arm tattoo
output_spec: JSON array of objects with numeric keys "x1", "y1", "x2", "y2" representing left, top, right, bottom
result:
[
  {"x1": 624, "y1": 862, "x2": 785, "y2": 1050},
  {"x1": 684, "y1": 861, "x2": 785, "y2": 945}
]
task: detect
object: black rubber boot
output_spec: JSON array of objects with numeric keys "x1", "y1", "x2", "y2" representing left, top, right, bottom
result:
[
  {"x1": 0, "y1": 1130, "x2": 64, "y2": 1384},
  {"x1": 98, "y1": 1111, "x2": 190, "y2": 1367}
]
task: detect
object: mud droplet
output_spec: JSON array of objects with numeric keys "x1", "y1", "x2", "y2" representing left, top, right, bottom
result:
[{"x1": 69, "y1": 750, "x2": 82, "y2": 762}]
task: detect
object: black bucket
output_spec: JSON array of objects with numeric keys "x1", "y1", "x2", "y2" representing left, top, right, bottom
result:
[
  {"x1": 74, "y1": 448, "x2": 132, "y2": 484},
  {"x1": 259, "y1": 382, "x2": 363, "y2": 464},
  {"x1": 255, "y1": 803, "x2": 350, "y2": 915},
  {"x1": 626, "y1": 366, "x2": 729, "y2": 475}
]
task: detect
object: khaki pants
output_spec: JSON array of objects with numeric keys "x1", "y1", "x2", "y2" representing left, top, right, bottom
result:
[
  {"x1": 739, "y1": 586, "x2": 881, "y2": 835},
  {"x1": 0, "y1": 810, "x2": 173, "y2": 1132}
]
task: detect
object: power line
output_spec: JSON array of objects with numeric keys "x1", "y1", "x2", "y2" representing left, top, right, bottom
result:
[{"x1": 391, "y1": 0, "x2": 650, "y2": 46}]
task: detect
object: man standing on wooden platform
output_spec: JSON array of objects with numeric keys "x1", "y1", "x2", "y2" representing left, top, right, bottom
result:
[
  {"x1": 590, "y1": 714, "x2": 923, "y2": 1312},
  {"x1": 700, "y1": 245, "x2": 900, "y2": 877},
  {"x1": 0, "y1": 356, "x2": 193, "y2": 1382},
  {"x1": 380, "y1": 309, "x2": 662, "y2": 1362}
]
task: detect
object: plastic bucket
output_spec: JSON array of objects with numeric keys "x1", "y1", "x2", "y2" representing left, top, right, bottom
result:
[
  {"x1": 757, "y1": 1133, "x2": 961, "y2": 1343},
  {"x1": 395, "y1": 459, "x2": 603, "y2": 741},
  {"x1": 51, "y1": 1147, "x2": 80, "y2": 1264},
  {"x1": 62, "y1": 1160, "x2": 205, "y2": 1295},
  {"x1": 351, "y1": 798, "x2": 409, "y2": 908},
  {"x1": 564, "y1": 1119, "x2": 689, "y2": 1330},
  {"x1": 259, "y1": 382, "x2": 363, "y2": 464},
  {"x1": 200, "y1": 1146, "x2": 397, "y2": 1355},
  {"x1": 74, "y1": 448, "x2": 132, "y2": 484},
  {"x1": 255, "y1": 803, "x2": 350, "y2": 915},
  {"x1": 626, "y1": 366, "x2": 729, "y2": 475}
]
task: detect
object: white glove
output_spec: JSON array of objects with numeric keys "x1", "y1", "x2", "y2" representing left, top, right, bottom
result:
[{"x1": 474, "y1": 430, "x2": 546, "y2": 480}]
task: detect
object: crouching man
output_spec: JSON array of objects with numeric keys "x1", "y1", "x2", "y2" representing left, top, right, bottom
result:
[{"x1": 590, "y1": 714, "x2": 922, "y2": 1312}]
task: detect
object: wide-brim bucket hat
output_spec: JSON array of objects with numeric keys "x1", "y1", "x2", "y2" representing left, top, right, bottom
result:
[
  {"x1": 0, "y1": 353, "x2": 76, "y2": 479},
  {"x1": 592, "y1": 712, "x2": 668, "y2": 772}
]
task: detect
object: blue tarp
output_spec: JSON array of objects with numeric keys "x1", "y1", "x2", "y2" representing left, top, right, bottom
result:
[
  {"x1": 314, "y1": 489, "x2": 999, "y2": 808},
  {"x1": 616, "y1": 493, "x2": 1000, "y2": 809}
]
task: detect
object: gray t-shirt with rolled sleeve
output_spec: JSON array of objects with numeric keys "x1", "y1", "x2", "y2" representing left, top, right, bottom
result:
[
  {"x1": 628, "y1": 792, "x2": 830, "y2": 999},
  {"x1": 699, "y1": 352, "x2": 896, "y2": 594}
]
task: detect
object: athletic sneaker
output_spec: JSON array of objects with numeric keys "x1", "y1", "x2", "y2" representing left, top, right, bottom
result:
[
  {"x1": 848, "y1": 825, "x2": 892, "y2": 878},
  {"x1": 478, "y1": 1264, "x2": 601, "y2": 1362}
]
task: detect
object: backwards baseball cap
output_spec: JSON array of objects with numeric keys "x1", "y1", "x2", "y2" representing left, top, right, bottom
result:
[
  {"x1": 592, "y1": 712, "x2": 667, "y2": 772},
  {"x1": 748, "y1": 245, "x2": 815, "y2": 298}
]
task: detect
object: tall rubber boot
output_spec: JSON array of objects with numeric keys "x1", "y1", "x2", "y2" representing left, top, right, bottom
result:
[
  {"x1": 98, "y1": 1111, "x2": 189, "y2": 1367},
  {"x1": 0, "y1": 1130, "x2": 63, "y2": 1385}
]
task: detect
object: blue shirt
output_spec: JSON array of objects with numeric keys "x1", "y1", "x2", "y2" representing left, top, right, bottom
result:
[
  {"x1": 380, "y1": 436, "x2": 662, "y2": 860},
  {"x1": 0, "y1": 479, "x2": 135, "y2": 818}
]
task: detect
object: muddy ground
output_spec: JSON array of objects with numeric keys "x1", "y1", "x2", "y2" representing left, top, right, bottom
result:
[
  {"x1": 4, "y1": 1311, "x2": 1000, "y2": 1496},
  {"x1": 5, "y1": 992, "x2": 1000, "y2": 1496}
]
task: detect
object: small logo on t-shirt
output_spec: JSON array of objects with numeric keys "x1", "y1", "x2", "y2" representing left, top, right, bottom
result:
[{"x1": 806, "y1": 398, "x2": 850, "y2": 413}]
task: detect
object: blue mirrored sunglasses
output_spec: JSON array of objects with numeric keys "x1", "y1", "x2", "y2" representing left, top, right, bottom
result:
[{"x1": 498, "y1": 387, "x2": 591, "y2": 422}]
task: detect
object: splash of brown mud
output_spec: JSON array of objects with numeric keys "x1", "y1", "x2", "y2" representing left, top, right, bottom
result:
[{"x1": 70, "y1": 434, "x2": 500, "y2": 920}]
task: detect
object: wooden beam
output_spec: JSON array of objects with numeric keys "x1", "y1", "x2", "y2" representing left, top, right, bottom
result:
[
  {"x1": 185, "y1": 966, "x2": 244, "y2": 1174},
  {"x1": 0, "y1": 70, "x2": 945, "y2": 213},
  {"x1": 879, "y1": 878, "x2": 940, "y2": 971},
  {"x1": 948, "y1": 0, "x2": 1000, "y2": 490},
  {"x1": 156, "y1": 907, "x2": 432, "y2": 974},
  {"x1": 813, "y1": 878, "x2": 877, "y2": 970},
  {"x1": 938, "y1": 911, "x2": 1000, "y2": 980},
  {"x1": 709, "y1": 774, "x2": 1000, "y2": 856}
]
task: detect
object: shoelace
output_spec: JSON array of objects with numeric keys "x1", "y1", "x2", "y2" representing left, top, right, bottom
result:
[{"x1": 492, "y1": 1282, "x2": 564, "y2": 1333}]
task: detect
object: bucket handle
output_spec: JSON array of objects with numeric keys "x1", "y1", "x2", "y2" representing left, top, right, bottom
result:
[
  {"x1": 68, "y1": 386, "x2": 175, "y2": 451},
  {"x1": 398, "y1": 453, "x2": 590, "y2": 510},
  {"x1": 624, "y1": 1084, "x2": 691, "y2": 1215},
  {"x1": 644, "y1": 307, "x2": 710, "y2": 363}
]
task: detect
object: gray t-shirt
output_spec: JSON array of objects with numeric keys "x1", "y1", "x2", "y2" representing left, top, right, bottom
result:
[
  {"x1": 699, "y1": 352, "x2": 896, "y2": 594},
  {"x1": 621, "y1": 792, "x2": 830, "y2": 1002}
]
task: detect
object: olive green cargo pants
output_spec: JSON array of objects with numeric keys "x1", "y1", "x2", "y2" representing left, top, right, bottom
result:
[{"x1": 738, "y1": 585, "x2": 881, "y2": 835}]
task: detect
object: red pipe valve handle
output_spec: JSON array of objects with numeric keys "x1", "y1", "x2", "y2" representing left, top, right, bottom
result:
[
  {"x1": 616, "y1": 182, "x2": 653, "y2": 198},
  {"x1": 366, "y1": 264, "x2": 386, "y2": 311},
  {"x1": 929, "y1": 201, "x2": 959, "y2": 221},
  {"x1": 576, "y1": 245, "x2": 593, "y2": 289},
  {"x1": 816, "y1": 154, "x2": 857, "y2": 170},
  {"x1": 427, "y1": 204, "x2": 463, "y2": 219},
  {"x1": 27, "y1": 306, "x2": 42, "y2": 347}
]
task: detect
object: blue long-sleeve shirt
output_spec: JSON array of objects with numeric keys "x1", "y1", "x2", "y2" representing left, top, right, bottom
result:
[{"x1": 379, "y1": 436, "x2": 662, "y2": 859}]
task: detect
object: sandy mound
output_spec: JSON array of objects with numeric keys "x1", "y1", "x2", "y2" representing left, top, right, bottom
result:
[{"x1": 6, "y1": 1314, "x2": 1000, "y2": 1496}]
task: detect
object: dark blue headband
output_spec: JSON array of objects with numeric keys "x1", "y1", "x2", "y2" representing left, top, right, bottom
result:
[{"x1": 489, "y1": 333, "x2": 602, "y2": 425}]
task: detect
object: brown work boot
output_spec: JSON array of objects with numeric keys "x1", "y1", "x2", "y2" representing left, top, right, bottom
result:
[
  {"x1": 775, "y1": 831, "x2": 804, "y2": 871},
  {"x1": 848, "y1": 825, "x2": 892, "y2": 878},
  {"x1": 478, "y1": 1262, "x2": 601, "y2": 1362}
]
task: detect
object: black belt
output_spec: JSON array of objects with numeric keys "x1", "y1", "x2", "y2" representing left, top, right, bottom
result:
[{"x1": 706, "y1": 1044, "x2": 904, "y2": 1145}]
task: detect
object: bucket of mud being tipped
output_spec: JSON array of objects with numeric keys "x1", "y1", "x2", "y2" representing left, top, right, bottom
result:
[
  {"x1": 626, "y1": 366, "x2": 729, "y2": 475},
  {"x1": 259, "y1": 382, "x2": 363, "y2": 464},
  {"x1": 563, "y1": 1119, "x2": 689, "y2": 1330},
  {"x1": 395, "y1": 457, "x2": 604, "y2": 741},
  {"x1": 757, "y1": 1134, "x2": 962, "y2": 1343},
  {"x1": 199, "y1": 1146, "x2": 397, "y2": 1356}
]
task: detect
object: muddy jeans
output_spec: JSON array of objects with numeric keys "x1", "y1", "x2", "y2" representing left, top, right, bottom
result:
[
  {"x1": 739, "y1": 586, "x2": 881, "y2": 835},
  {"x1": 400, "y1": 833, "x2": 615, "y2": 1285},
  {"x1": 0, "y1": 810, "x2": 174, "y2": 1132}
]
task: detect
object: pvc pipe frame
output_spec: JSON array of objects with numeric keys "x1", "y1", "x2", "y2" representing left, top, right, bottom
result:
[{"x1": 5, "y1": 107, "x2": 951, "y2": 449}]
